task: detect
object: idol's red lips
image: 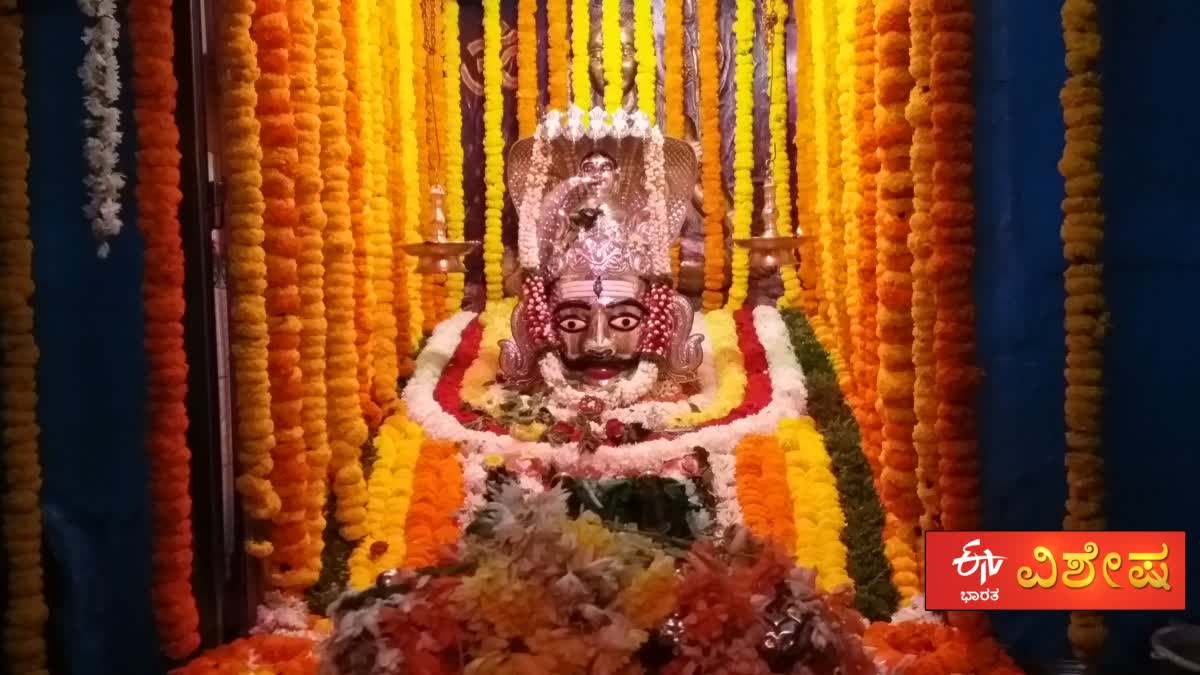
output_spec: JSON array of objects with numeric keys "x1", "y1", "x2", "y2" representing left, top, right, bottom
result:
[{"x1": 584, "y1": 367, "x2": 620, "y2": 380}]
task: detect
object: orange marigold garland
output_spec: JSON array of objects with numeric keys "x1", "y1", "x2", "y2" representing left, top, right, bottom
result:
[
  {"x1": 853, "y1": 0, "x2": 884, "y2": 488},
  {"x1": 793, "y1": 1, "x2": 822, "y2": 320},
  {"x1": 734, "y1": 435, "x2": 797, "y2": 555},
  {"x1": 286, "y1": 0, "x2": 332, "y2": 587},
  {"x1": 517, "y1": 0, "x2": 539, "y2": 136},
  {"x1": 907, "y1": 0, "x2": 939, "y2": 573},
  {"x1": 1059, "y1": 0, "x2": 1107, "y2": 657},
  {"x1": 863, "y1": 622, "x2": 1023, "y2": 675},
  {"x1": 340, "y1": 0, "x2": 381, "y2": 428},
  {"x1": 403, "y1": 440, "x2": 466, "y2": 568},
  {"x1": 313, "y1": 0, "x2": 366, "y2": 574},
  {"x1": 547, "y1": 0, "x2": 569, "y2": 109},
  {"x1": 252, "y1": 0, "x2": 314, "y2": 589},
  {"x1": 663, "y1": 0, "x2": 685, "y2": 137},
  {"x1": 874, "y1": 0, "x2": 921, "y2": 602},
  {"x1": 129, "y1": 0, "x2": 201, "y2": 656},
  {"x1": 421, "y1": 0, "x2": 449, "y2": 328},
  {"x1": 835, "y1": 0, "x2": 861, "y2": 408},
  {"x1": 697, "y1": 0, "x2": 725, "y2": 310},
  {"x1": 221, "y1": 0, "x2": 280, "y2": 546},
  {"x1": 1, "y1": 4, "x2": 49, "y2": 670}
]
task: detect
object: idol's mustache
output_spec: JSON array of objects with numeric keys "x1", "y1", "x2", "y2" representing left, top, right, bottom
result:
[{"x1": 562, "y1": 355, "x2": 639, "y2": 370}]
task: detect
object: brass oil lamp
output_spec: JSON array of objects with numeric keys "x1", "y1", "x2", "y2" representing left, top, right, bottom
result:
[
  {"x1": 733, "y1": 176, "x2": 806, "y2": 276},
  {"x1": 401, "y1": 185, "x2": 480, "y2": 275}
]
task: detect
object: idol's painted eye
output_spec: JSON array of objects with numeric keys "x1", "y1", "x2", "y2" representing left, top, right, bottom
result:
[
  {"x1": 608, "y1": 314, "x2": 641, "y2": 331},
  {"x1": 556, "y1": 316, "x2": 587, "y2": 333}
]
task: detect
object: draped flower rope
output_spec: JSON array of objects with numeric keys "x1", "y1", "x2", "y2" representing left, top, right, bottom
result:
[
  {"x1": 483, "y1": 0, "x2": 506, "y2": 302},
  {"x1": 517, "y1": 0, "x2": 539, "y2": 136},
  {"x1": 287, "y1": 0, "x2": 332, "y2": 586},
  {"x1": 443, "y1": 0, "x2": 467, "y2": 313},
  {"x1": 602, "y1": 0, "x2": 623, "y2": 111},
  {"x1": 907, "y1": 0, "x2": 939, "y2": 573},
  {"x1": 313, "y1": 0, "x2": 369, "y2": 555},
  {"x1": 570, "y1": 0, "x2": 591, "y2": 105},
  {"x1": 547, "y1": 0, "x2": 569, "y2": 110},
  {"x1": 129, "y1": 0, "x2": 200, "y2": 656},
  {"x1": 1, "y1": 4, "x2": 49, "y2": 670},
  {"x1": 78, "y1": 0, "x2": 126, "y2": 258},
  {"x1": 697, "y1": 0, "x2": 724, "y2": 309},
  {"x1": 793, "y1": 1, "x2": 822, "y2": 320},
  {"x1": 341, "y1": 0, "x2": 382, "y2": 428},
  {"x1": 874, "y1": 0, "x2": 921, "y2": 604},
  {"x1": 852, "y1": 0, "x2": 884, "y2": 492},
  {"x1": 252, "y1": 0, "x2": 314, "y2": 588},
  {"x1": 771, "y1": 0, "x2": 801, "y2": 309},
  {"x1": 220, "y1": 0, "x2": 281, "y2": 547},
  {"x1": 1059, "y1": 0, "x2": 1107, "y2": 658},
  {"x1": 633, "y1": 0, "x2": 656, "y2": 124},
  {"x1": 928, "y1": 0, "x2": 989, "y2": 637}
]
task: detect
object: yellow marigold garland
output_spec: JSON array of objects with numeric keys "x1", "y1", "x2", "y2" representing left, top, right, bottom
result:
[
  {"x1": 517, "y1": 0, "x2": 539, "y2": 135},
  {"x1": 853, "y1": 0, "x2": 884, "y2": 487},
  {"x1": 341, "y1": 0, "x2": 381, "y2": 428},
  {"x1": 252, "y1": 0, "x2": 314, "y2": 588},
  {"x1": 602, "y1": 0, "x2": 623, "y2": 111},
  {"x1": 285, "y1": 0, "x2": 332, "y2": 587},
  {"x1": 806, "y1": 0, "x2": 843, "y2": 368},
  {"x1": 348, "y1": 411, "x2": 423, "y2": 590},
  {"x1": 819, "y1": 0, "x2": 852, "y2": 391},
  {"x1": 547, "y1": 0, "x2": 570, "y2": 109},
  {"x1": 313, "y1": 0, "x2": 367, "y2": 568},
  {"x1": 697, "y1": 0, "x2": 725, "y2": 309},
  {"x1": 793, "y1": 2, "x2": 822, "y2": 320},
  {"x1": 725, "y1": 0, "x2": 755, "y2": 310},
  {"x1": 906, "y1": 0, "x2": 938, "y2": 577},
  {"x1": 571, "y1": 0, "x2": 591, "y2": 105},
  {"x1": 394, "y1": 0, "x2": 422, "y2": 360},
  {"x1": 1059, "y1": 0, "x2": 1107, "y2": 657},
  {"x1": 362, "y1": 0, "x2": 400, "y2": 412},
  {"x1": 461, "y1": 300, "x2": 517, "y2": 411},
  {"x1": 771, "y1": 0, "x2": 801, "y2": 310},
  {"x1": 0, "y1": 5, "x2": 48, "y2": 670},
  {"x1": 779, "y1": 417, "x2": 851, "y2": 591},
  {"x1": 221, "y1": 0, "x2": 280, "y2": 545},
  {"x1": 444, "y1": 0, "x2": 467, "y2": 314},
  {"x1": 874, "y1": 0, "x2": 920, "y2": 603},
  {"x1": 835, "y1": 0, "x2": 860, "y2": 395},
  {"x1": 633, "y1": 0, "x2": 655, "y2": 123},
  {"x1": 483, "y1": 0, "x2": 506, "y2": 303}
]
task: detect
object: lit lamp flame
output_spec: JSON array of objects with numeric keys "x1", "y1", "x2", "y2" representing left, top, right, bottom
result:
[{"x1": 401, "y1": 185, "x2": 481, "y2": 275}]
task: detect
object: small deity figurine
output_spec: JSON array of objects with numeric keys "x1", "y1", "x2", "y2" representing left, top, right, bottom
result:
[{"x1": 500, "y1": 108, "x2": 703, "y2": 414}]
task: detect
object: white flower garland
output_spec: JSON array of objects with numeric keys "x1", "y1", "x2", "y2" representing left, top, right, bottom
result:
[
  {"x1": 643, "y1": 127, "x2": 671, "y2": 275},
  {"x1": 516, "y1": 126, "x2": 551, "y2": 269},
  {"x1": 402, "y1": 307, "x2": 808, "y2": 528},
  {"x1": 78, "y1": 0, "x2": 125, "y2": 259},
  {"x1": 537, "y1": 352, "x2": 660, "y2": 410}
]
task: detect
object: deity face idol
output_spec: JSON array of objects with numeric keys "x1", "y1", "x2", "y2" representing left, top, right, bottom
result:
[
  {"x1": 578, "y1": 152, "x2": 618, "y2": 208},
  {"x1": 551, "y1": 277, "x2": 648, "y2": 386}
]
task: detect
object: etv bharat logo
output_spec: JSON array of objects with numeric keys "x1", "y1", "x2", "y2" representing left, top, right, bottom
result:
[{"x1": 952, "y1": 538, "x2": 1006, "y2": 603}]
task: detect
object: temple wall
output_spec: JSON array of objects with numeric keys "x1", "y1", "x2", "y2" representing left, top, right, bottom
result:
[{"x1": 975, "y1": 0, "x2": 1200, "y2": 668}]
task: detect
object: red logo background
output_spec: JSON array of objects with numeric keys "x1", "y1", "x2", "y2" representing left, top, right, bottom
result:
[{"x1": 924, "y1": 531, "x2": 1185, "y2": 611}]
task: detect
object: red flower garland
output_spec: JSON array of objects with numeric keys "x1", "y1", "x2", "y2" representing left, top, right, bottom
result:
[{"x1": 129, "y1": 0, "x2": 200, "y2": 658}]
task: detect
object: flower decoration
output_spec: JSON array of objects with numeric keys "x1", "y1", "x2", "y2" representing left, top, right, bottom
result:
[
  {"x1": 601, "y1": 0, "x2": 622, "y2": 111},
  {"x1": 129, "y1": 0, "x2": 200, "y2": 656},
  {"x1": 443, "y1": 0, "x2": 467, "y2": 314},
  {"x1": 323, "y1": 487, "x2": 874, "y2": 675},
  {"x1": 483, "y1": 0, "x2": 506, "y2": 302},
  {"x1": 724, "y1": 0, "x2": 755, "y2": 310},
  {"x1": 517, "y1": 0, "x2": 539, "y2": 136},
  {"x1": 697, "y1": 0, "x2": 725, "y2": 309},
  {"x1": 571, "y1": 0, "x2": 591, "y2": 105},
  {"x1": 1, "y1": 5, "x2": 48, "y2": 671},
  {"x1": 1057, "y1": 0, "x2": 1108, "y2": 658},
  {"x1": 78, "y1": 0, "x2": 127, "y2": 258},
  {"x1": 547, "y1": 0, "x2": 569, "y2": 109}
]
